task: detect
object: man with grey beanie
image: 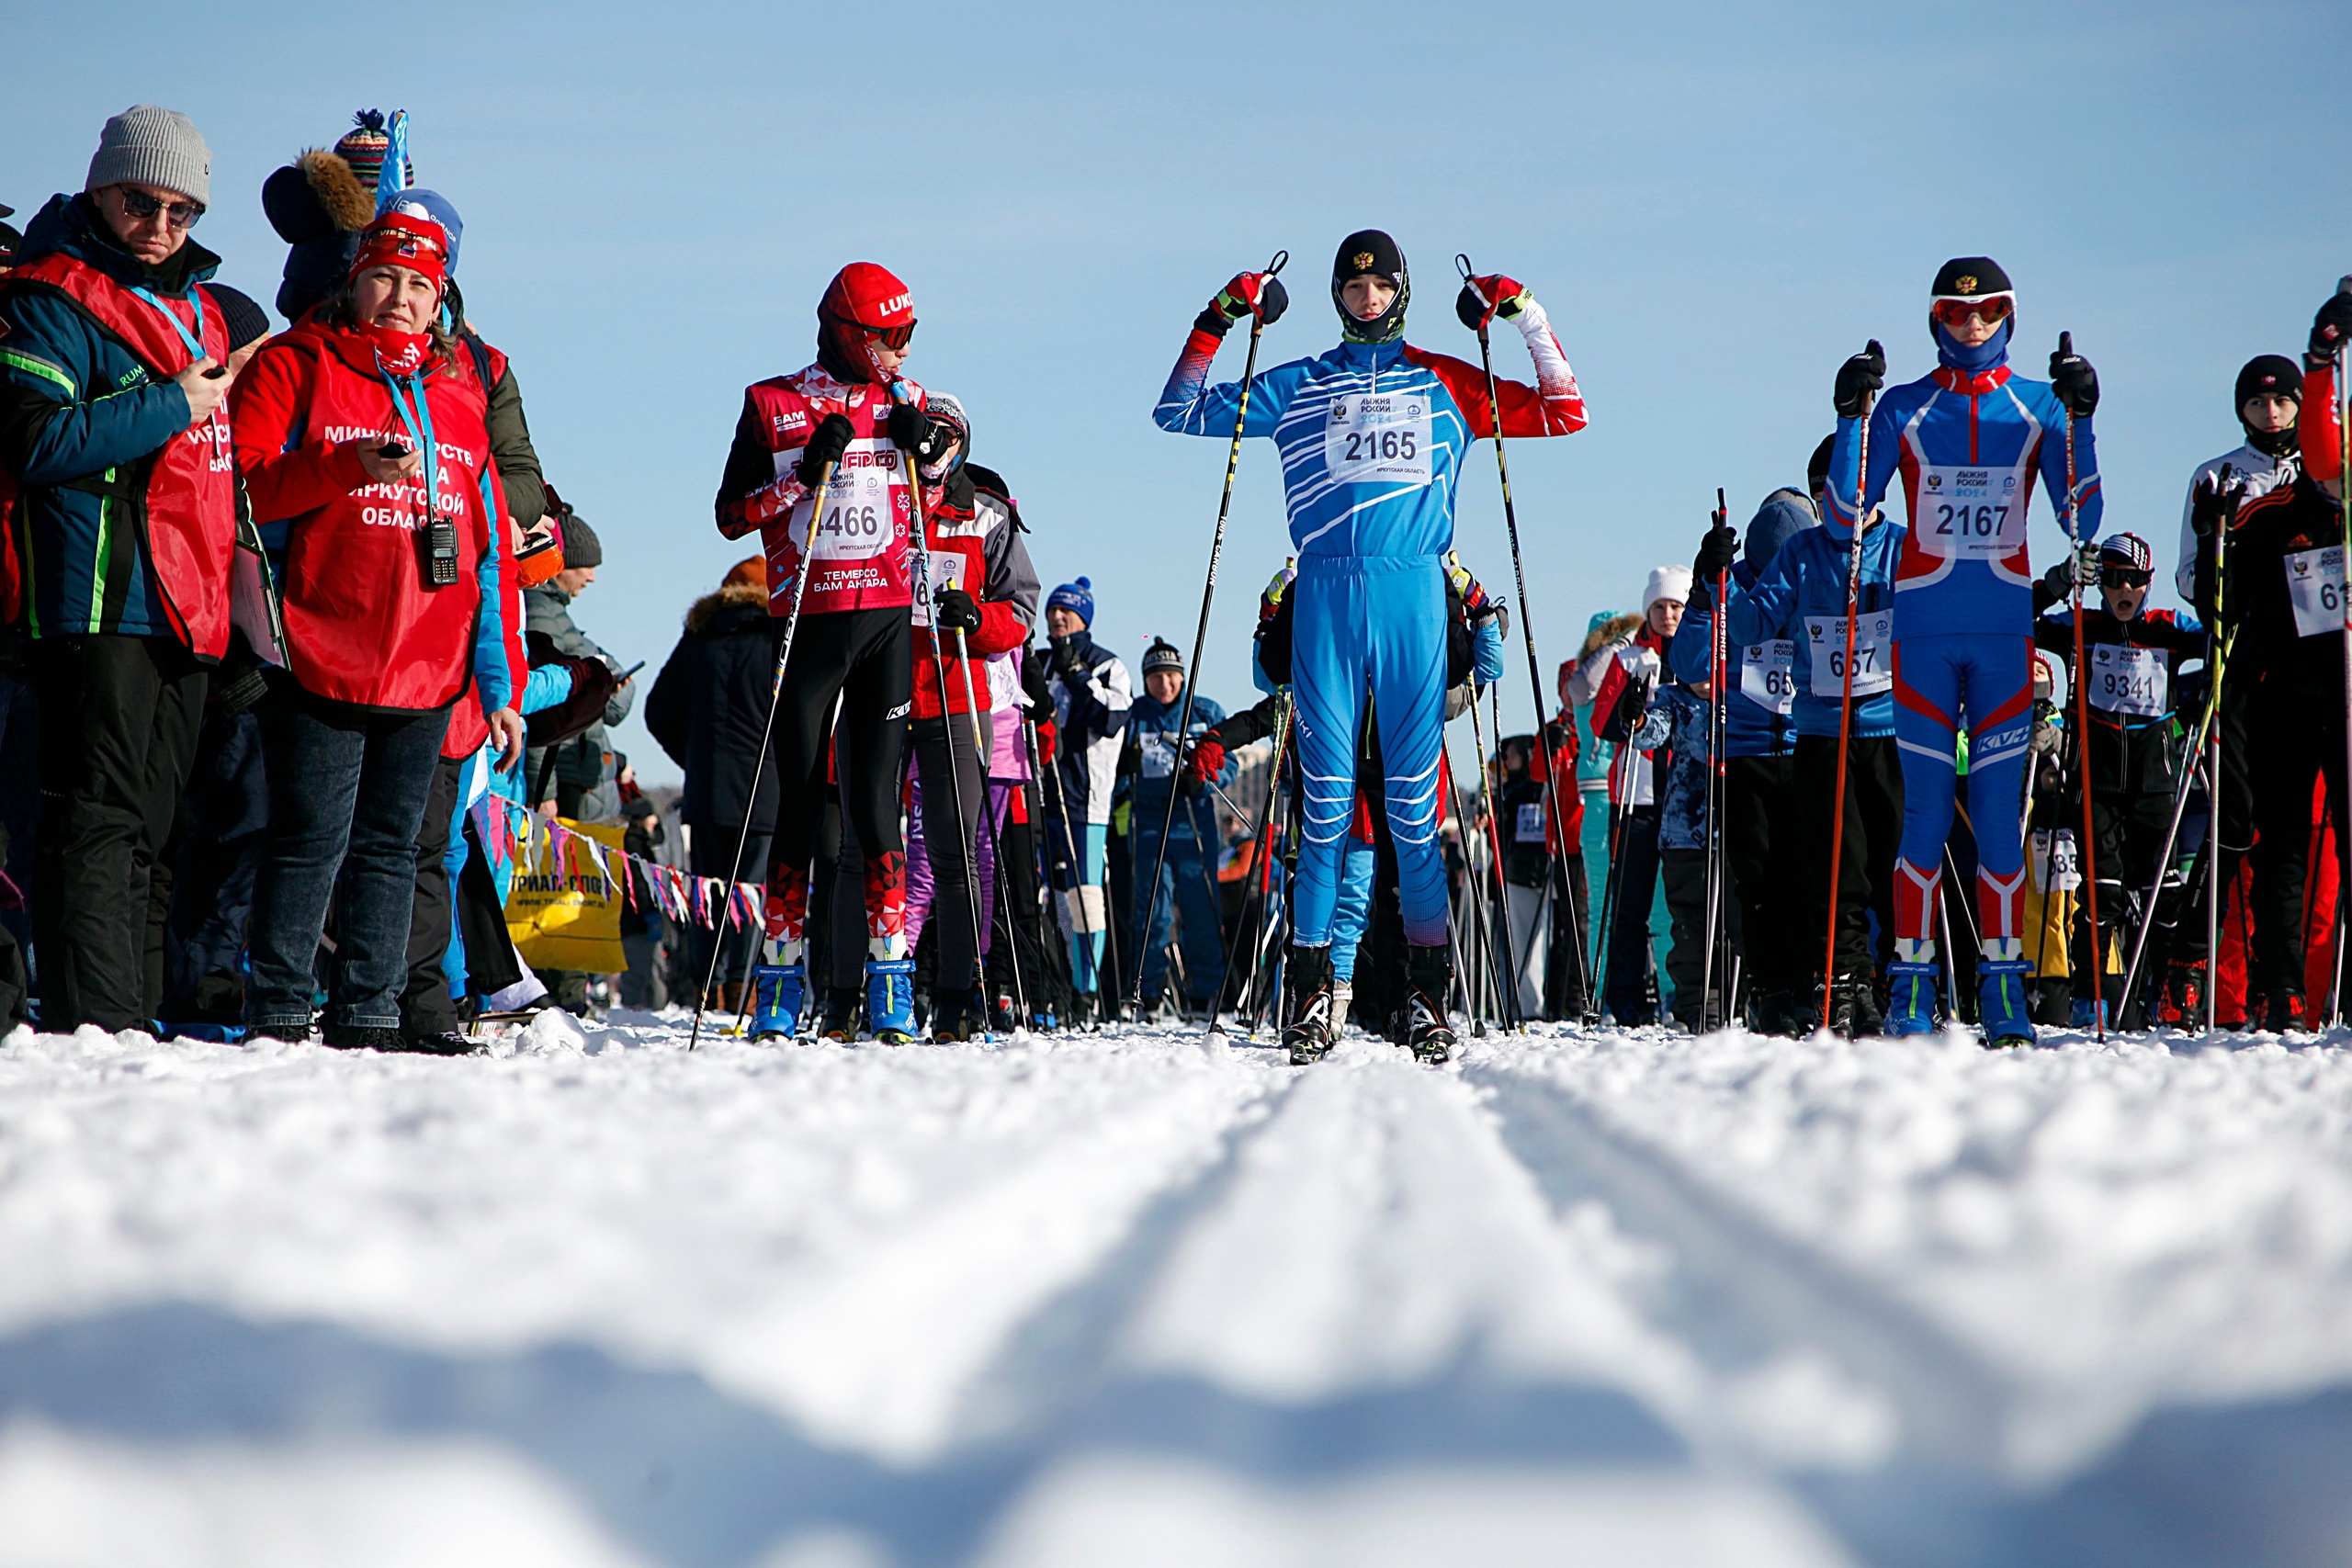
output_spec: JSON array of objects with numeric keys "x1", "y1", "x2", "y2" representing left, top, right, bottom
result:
[{"x1": 0, "y1": 105, "x2": 257, "y2": 1032}]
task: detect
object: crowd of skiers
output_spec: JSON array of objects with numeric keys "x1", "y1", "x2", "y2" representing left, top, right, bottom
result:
[{"x1": 6, "y1": 101, "x2": 2352, "y2": 1060}]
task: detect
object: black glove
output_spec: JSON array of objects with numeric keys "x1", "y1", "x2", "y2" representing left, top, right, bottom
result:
[
  {"x1": 1834, "y1": 340, "x2": 1884, "y2": 418},
  {"x1": 794, "y1": 412, "x2": 855, "y2": 488},
  {"x1": 2308, "y1": 288, "x2": 2352, "y2": 368},
  {"x1": 886, "y1": 400, "x2": 929, "y2": 452},
  {"x1": 933, "y1": 587, "x2": 982, "y2": 634},
  {"x1": 2189, "y1": 464, "x2": 2242, "y2": 539},
  {"x1": 2036, "y1": 560, "x2": 2075, "y2": 608},
  {"x1": 914, "y1": 415, "x2": 960, "y2": 466},
  {"x1": 2049, "y1": 332, "x2": 2098, "y2": 418},
  {"x1": 1693, "y1": 523, "x2": 1738, "y2": 582},
  {"x1": 1049, "y1": 633, "x2": 1087, "y2": 674}
]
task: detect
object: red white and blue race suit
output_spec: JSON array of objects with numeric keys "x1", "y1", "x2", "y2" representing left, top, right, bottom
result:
[
  {"x1": 1154, "y1": 309, "x2": 1585, "y2": 948},
  {"x1": 1826, "y1": 323, "x2": 2101, "y2": 965}
]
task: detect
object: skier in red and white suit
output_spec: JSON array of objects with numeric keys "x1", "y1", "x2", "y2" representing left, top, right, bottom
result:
[{"x1": 714, "y1": 261, "x2": 938, "y2": 1040}]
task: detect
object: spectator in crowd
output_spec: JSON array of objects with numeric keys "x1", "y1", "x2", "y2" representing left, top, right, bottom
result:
[
  {"x1": 0, "y1": 107, "x2": 254, "y2": 1032},
  {"x1": 1040, "y1": 578, "x2": 1132, "y2": 1018},
  {"x1": 1120, "y1": 637, "x2": 1231, "y2": 1021},
  {"x1": 228, "y1": 205, "x2": 522, "y2": 1049},
  {"x1": 526, "y1": 509, "x2": 632, "y2": 823},
  {"x1": 647, "y1": 556, "x2": 775, "y2": 1014}
]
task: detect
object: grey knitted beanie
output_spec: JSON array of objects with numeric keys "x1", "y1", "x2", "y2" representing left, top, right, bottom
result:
[{"x1": 85, "y1": 105, "x2": 211, "y2": 207}]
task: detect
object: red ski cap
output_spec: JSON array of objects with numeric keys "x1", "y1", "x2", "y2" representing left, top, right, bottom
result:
[{"x1": 820, "y1": 262, "x2": 914, "y2": 332}]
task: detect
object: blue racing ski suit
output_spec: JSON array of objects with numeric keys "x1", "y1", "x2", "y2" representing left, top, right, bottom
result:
[
  {"x1": 1825, "y1": 321, "x2": 2100, "y2": 964},
  {"x1": 1154, "y1": 304, "x2": 1585, "y2": 949}
]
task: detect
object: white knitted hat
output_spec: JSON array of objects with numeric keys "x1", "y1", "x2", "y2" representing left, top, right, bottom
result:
[{"x1": 1644, "y1": 565, "x2": 1692, "y2": 614}]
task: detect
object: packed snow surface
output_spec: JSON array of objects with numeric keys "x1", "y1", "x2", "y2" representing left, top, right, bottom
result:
[{"x1": 3, "y1": 1014, "x2": 2349, "y2": 1567}]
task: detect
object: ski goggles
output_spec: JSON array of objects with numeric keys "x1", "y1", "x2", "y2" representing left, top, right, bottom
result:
[
  {"x1": 112, "y1": 186, "x2": 204, "y2": 229},
  {"x1": 1930, "y1": 293, "x2": 2014, "y2": 328},
  {"x1": 2099, "y1": 567, "x2": 2153, "y2": 589},
  {"x1": 826, "y1": 310, "x2": 917, "y2": 351}
]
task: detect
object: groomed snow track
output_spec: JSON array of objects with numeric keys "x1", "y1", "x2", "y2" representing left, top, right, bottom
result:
[{"x1": 1, "y1": 1013, "x2": 2348, "y2": 1566}]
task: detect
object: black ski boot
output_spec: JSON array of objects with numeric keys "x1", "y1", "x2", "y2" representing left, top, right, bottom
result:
[
  {"x1": 815, "y1": 987, "x2": 863, "y2": 1042},
  {"x1": 931, "y1": 980, "x2": 988, "y2": 1043},
  {"x1": 1282, "y1": 944, "x2": 1337, "y2": 1065},
  {"x1": 1403, "y1": 943, "x2": 1459, "y2": 1065},
  {"x1": 1838, "y1": 974, "x2": 1884, "y2": 1038}
]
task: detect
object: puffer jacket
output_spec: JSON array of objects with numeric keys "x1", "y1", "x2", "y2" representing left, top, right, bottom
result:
[{"x1": 646, "y1": 578, "x2": 778, "y2": 835}]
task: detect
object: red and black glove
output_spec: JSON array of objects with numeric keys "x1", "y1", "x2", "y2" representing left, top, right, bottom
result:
[
  {"x1": 2308, "y1": 289, "x2": 2352, "y2": 369},
  {"x1": 1034, "y1": 717, "x2": 1057, "y2": 765},
  {"x1": 1197, "y1": 272, "x2": 1289, "y2": 336},
  {"x1": 1183, "y1": 736, "x2": 1227, "y2": 785},
  {"x1": 794, "y1": 412, "x2": 855, "y2": 488},
  {"x1": 1454, "y1": 273, "x2": 1530, "y2": 331}
]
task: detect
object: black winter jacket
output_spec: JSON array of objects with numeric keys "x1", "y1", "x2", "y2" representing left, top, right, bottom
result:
[{"x1": 646, "y1": 581, "x2": 780, "y2": 835}]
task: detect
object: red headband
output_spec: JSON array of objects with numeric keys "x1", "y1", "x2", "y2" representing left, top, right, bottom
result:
[{"x1": 348, "y1": 212, "x2": 450, "y2": 291}]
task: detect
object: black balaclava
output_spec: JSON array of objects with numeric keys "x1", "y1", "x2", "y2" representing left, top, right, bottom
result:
[
  {"x1": 1332, "y1": 229, "x2": 1408, "y2": 344},
  {"x1": 2234, "y1": 354, "x2": 2302, "y2": 457}
]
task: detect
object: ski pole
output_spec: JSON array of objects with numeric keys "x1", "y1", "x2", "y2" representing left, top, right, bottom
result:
[
  {"x1": 1239, "y1": 698, "x2": 1295, "y2": 1028},
  {"x1": 1457, "y1": 254, "x2": 1586, "y2": 1018},
  {"x1": 950, "y1": 630, "x2": 1030, "y2": 1029},
  {"x1": 899, "y1": 420, "x2": 995, "y2": 1040},
  {"x1": 1463, "y1": 688, "x2": 1524, "y2": 1027},
  {"x1": 1822, "y1": 385, "x2": 1874, "y2": 1031},
  {"x1": 2118, "y1": 624, "x2": 2236, "y2": 1019},
  {"x1": 1130, "y1": 249, "x2": 1286, "y2": 1013},
  {"x1": 1700, "y1": 486, "x2": 1729, "y2": 1031},
  {"x1": 1592, "y1": 738, "x2": 1636, "y2": 1018},
  {"x1": 1026, "y1": 712, "x2": 1091, "y2": 1029},
  {"x1": 2059, "y1": 333, "x2": 2103, "y2": 1039},
  {"x1": 689, "y1": 455, "x2": 833, "y2": 1051}
]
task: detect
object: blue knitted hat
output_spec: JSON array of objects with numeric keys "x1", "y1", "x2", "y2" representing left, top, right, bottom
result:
[{"x1": 1046, "y1": 577, "x2": 1094, "y2": 626}]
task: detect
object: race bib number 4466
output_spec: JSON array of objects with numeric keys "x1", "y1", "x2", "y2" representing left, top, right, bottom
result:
[
  {"x1": 787, "y1": 439, "x2": 901, "y2": 562},
  {"x1": 1323, "y1": 393, "x2": 1433, "y2": 485}
]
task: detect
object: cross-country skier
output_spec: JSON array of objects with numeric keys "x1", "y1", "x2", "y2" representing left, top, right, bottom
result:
[
  {"x1": 1154, "y1": 231, "x2": 1586, "y2": 1061},
  {"x1": 2029, "y1": 533, "x2": 2203, "y2": 1021},
  {"x1": 714, "y1": 262, "x2": 939, "y2": 1042},
  {"x1": 1039, "y1": 578, "x2": 1132, "y2": 1019},
  {"x1": 1825, "y1": 258, "x2": 2102, "y2": 1043}
]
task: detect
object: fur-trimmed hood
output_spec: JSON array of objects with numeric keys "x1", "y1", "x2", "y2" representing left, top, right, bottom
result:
[
  {"x1": 1579, "y1": 612, "x2": 1644, "y2": 662},
  {"x1": 684, "y1": 580, "x2": 770, "y2": 637}
]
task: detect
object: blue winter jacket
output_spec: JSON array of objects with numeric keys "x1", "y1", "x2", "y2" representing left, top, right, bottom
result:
[
  {"x1": 1120, "y1": 687, "x2": 1230, "y2": 842},
  {"x1": 1693, "y1": 514, "x2": 1905, "y2": 740}
]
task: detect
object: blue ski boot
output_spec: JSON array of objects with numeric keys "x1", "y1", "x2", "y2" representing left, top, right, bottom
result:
[
  {"x1": 1978, "y1": 959, "x2": 2037, "y2": 1047},
  {"x1": 750, "y1": 963, "x2": 805, "y2": 1041},
  {"x1": 866, "y1": 958, "x2": 918, "y2": 1043},
  {"x1": 1884, "y1": 962, "x2": 1939, "y2": 1037}
]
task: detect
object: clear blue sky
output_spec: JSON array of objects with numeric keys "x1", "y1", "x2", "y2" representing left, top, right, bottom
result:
[{"x1": 6, "y1": 0, "x2": 2346, "y2": 784}]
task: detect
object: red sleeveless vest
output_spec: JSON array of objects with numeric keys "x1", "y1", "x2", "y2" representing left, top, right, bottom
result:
[{"x1": 6, "y1": 253, "x2": 235, "y2": 658}]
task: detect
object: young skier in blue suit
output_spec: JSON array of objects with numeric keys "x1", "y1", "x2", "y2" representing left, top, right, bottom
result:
[
  {"x1": 1823, "y1": 257, "x2": 2102, "y2": 1043},
  {"x1": 1155, "y1": 231, "x2": 1587, "y2": 1059}
]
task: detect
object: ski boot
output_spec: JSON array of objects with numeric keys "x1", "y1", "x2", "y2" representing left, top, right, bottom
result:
[
  {"x1": 2155, "y1": 959, "x2": 2204, "y2": 1027},
  {"x1": 1282, "y1": 944, "x2": 1337, "y2": 1065},
  {"x1": 750, "y1": 962, "x2": 805, "y2": 1042},
  {"x1": 1977, "y1": 959, "x2": 2037, "y2": 1047},
  {"x1": 2246, "y1": 987, "x2": 2308, "y2": 1035},
  {"x1": 814, "y1": 986, "x2": 862, "y2": 1042},
  {"x1": 931, "y1": 979, "x2": 989, "y2": 1043},
  {"x1": 1402, "y1": 944, "x2": 1459, "y2": 1065},
  {"x1": 866, "y1": 958, "x2": 919, "y2": 1043},
  {"x1": 1884, "y1": 962, "x2": 1939, "y2": 1037},
  {"x1": 1840, "y1": 975, "x2": 1885, "y2": 1038}
]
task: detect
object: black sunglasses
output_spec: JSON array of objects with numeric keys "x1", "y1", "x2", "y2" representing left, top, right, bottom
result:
[
  {"x1": 113, "y1": 186, "x2": 204, "y2": 229},
  {"x1": 2100, "y1": 568, "x2": 2152, "y2": 589}
]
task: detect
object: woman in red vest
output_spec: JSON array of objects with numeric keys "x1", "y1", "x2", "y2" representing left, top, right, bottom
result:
[{"x1": 228, "y1": 211, "x2": 522, "y2": 1051}]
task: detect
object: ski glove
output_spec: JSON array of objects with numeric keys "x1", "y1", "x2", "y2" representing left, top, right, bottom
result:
[
  {"x1": 1182, "y1": 737, "x2": 1227, "y2": 786},
  {"x1": 1048, "y1": 633, "x2": 1088, "y2": 674},
  {"x1": 2190, "y1": 464, "x2": 2243, "y2": 538},
  {"x1": 1454, "y1": 273, "x2": 1531, "y2": 332},
  {"x1": 933, "y1": 587, "x2": 983, "y2": 635},
  {"x1": 2049, "y1": 333, "x2": 2099, "y2": 418},
  {"x1": 1834, "y1": 340, "x2": 1885, "y2": 419},
  {"x1": 886, "y1": 400, "x2": 930, "y2": 453},
  {"x1": 2307, "y1": 288, "x2": 2352, "y2": 369},
  {"x1": 1199, "y1": 272, "x2": 1288, "y2": 337},
  {"x1": 794, "y1": 412, "x2": 856, "y2": 489},
  {"x1": 1693, "y1": 522, "x2": 1739, "y2": 583}
]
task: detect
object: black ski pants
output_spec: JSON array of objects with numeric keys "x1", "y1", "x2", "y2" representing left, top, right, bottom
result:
[
  {"x1": 2245, "y1": 683, "x2": 2349, "y2": 1000},
  {"x1": 1543, "y1": 852, "x2": 1592, "y2": 1019},
  {"x1": 1724, "y1": 753, "x2": 1807, "y2": 998},
  {"x1": 769, "y1": 607, "x2": 910, "y2": 885},
  {"x1": 33, "y1": 634, "x2": 207, "y2": 1031},
  {"x1": 1794, "y1": 735, "x2": 1902, "y2": 987},
  {"x1": 1602, "y1": 803, "x2": 1662, "y2": 1023}
]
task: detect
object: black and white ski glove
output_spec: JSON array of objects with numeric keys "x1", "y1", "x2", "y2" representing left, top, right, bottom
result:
[
  {"x1": 794, "y1": 412, "x2": 856, "y2": 489},
  {"x1": 2190, "y1": 464, "x2": 2244, "y2": 538},
  {"x1": 2049, "y1": 332, "x2": 2099, "y2": 418},
  {"x1": 2308, "y1": 288, "x2": 2352, "y2": 369},
  {"x1": 1834, "y1": 340, "x2": 1884, "y2": 419}
]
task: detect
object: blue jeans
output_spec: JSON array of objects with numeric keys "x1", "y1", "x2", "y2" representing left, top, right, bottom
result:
[{"x1": 247, "y1": 690, "x2": 451, "y2": 1032}]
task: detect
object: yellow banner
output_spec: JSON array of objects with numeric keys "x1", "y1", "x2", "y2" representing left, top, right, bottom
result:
[{"x1": 505, "y1": 818, "x2": 628, "y2": 974}]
